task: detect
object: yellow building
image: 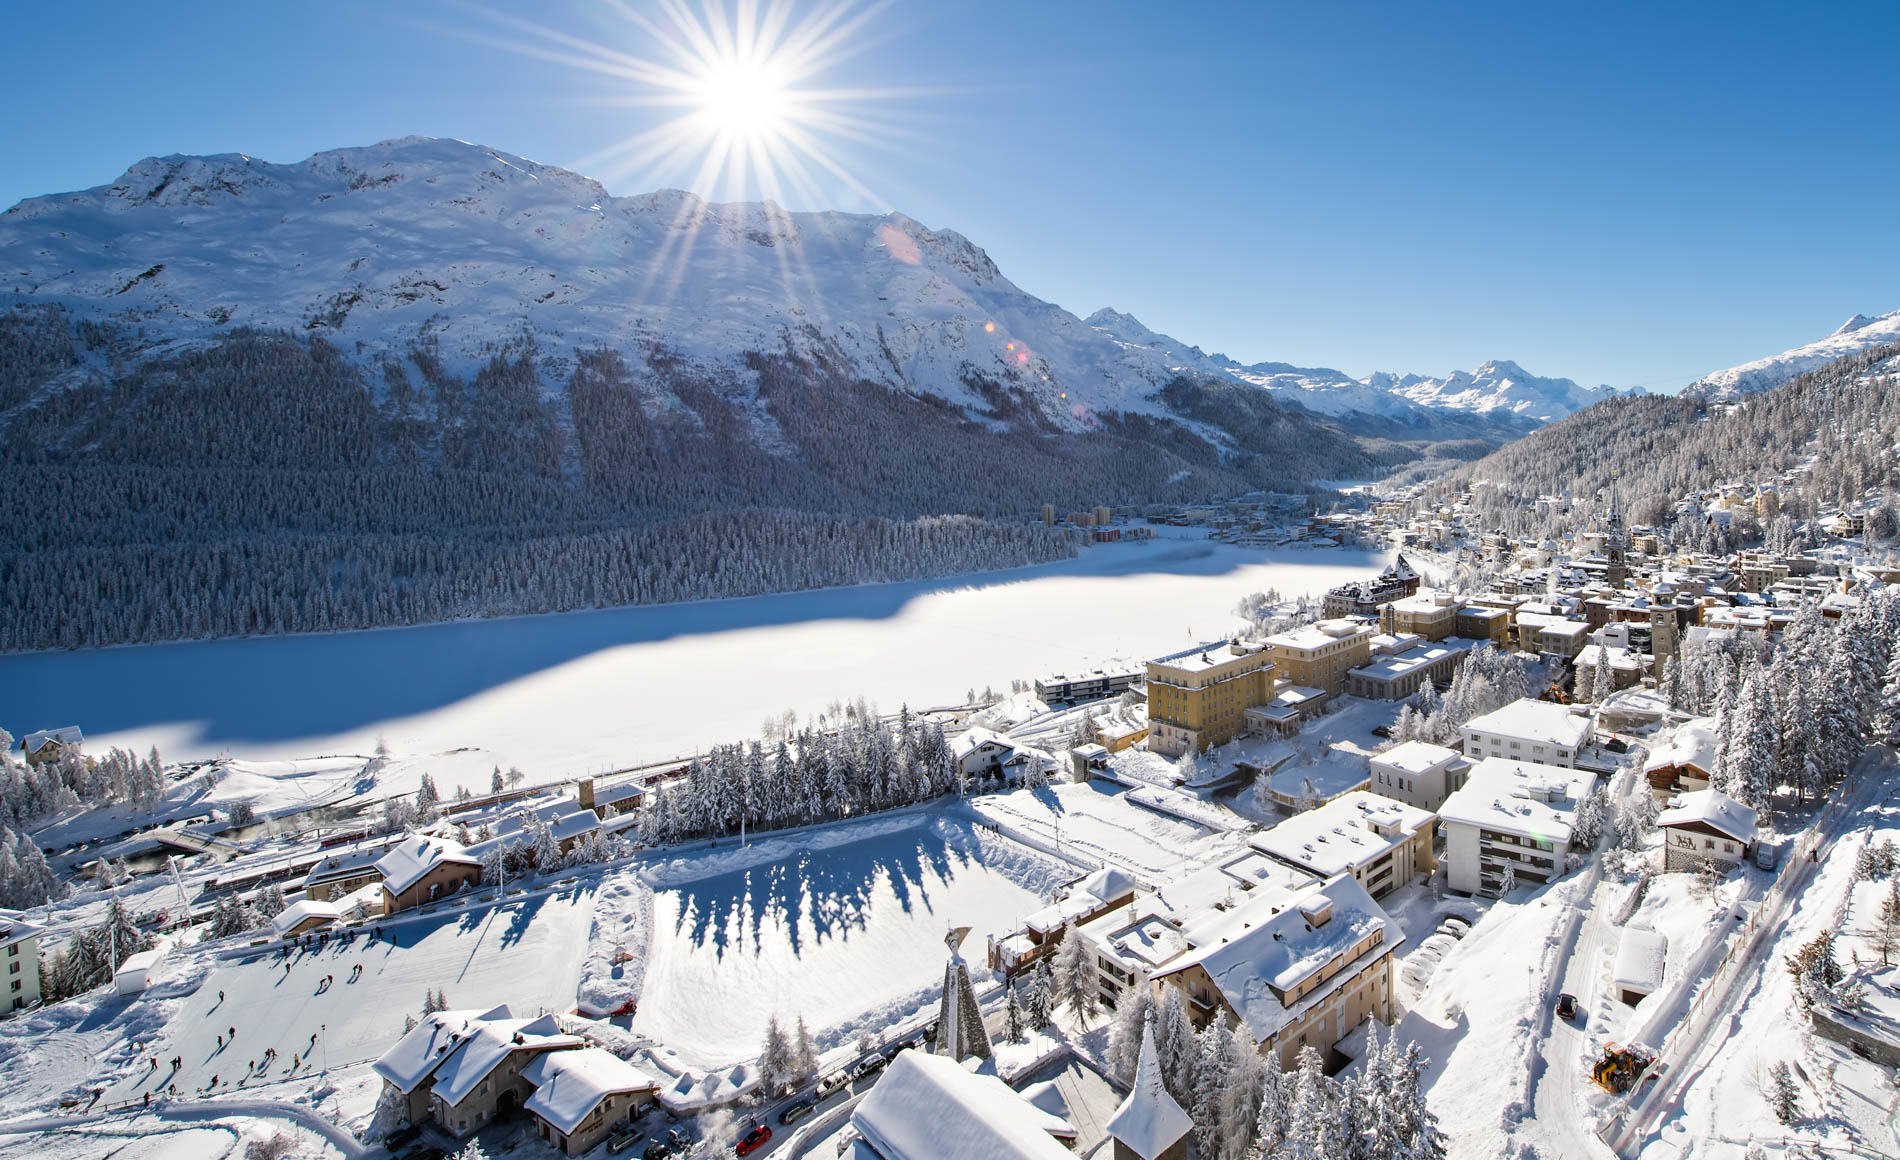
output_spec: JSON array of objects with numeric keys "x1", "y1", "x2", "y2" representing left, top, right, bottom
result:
[
  {"x1": 1260, "y1": 620, "x2": 1373, "y2": 698},
  {"x1": 1145, "y1": 641, "x2": 1275, "y2": 756},
  {"x1": 1387, "y1": 590, "x2": 1462, "y2": 641}
]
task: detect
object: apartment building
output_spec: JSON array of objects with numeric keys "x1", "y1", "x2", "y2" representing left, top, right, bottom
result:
[
  {"x1": 0, "y1": 910, "x2": 42, "y2": 1011},
  {"x1": 1345, "y1": 638, "x2": 1472, "y2": 701},
  {"x1": 1386, "y1": 590, "x2": 1462, "y2": 641},
  {"x1": 1249, "y1": 792, "x2": 1435, "y2": 901},
  {"x1": 1149, "y1": 875, "x2": 1402, "y2": 1071},
  {"x1": 1034, "y1": 662, "x2": 1144, "y2": 704},
  {"x1": 1438, "y1": 758, "x2": 1595, "y2": 895},
  {"x1": 1260, "y1": 620, "x2": 1373, "y2": 699},
  {"x1": 1462, "y1": 699, "x2": 1592, "y2": 768},
  {"x1": 1145, "y1": 641, "x2": 1275, "y2": 757},
  {"x1": 1368, "y1": 741, "x2": 1469, "y2": 812}
]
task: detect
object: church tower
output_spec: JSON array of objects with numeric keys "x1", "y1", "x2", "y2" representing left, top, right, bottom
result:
[
  {"x1": 1603, "y1": 474, "x2": 1629, "y2": 589},
  {"x1": 934, "y1": 927, "x2": 991, "y2": 1063}
]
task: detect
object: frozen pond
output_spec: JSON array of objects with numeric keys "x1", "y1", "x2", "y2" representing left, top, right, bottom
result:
[
  {"x1": 0, "y1": 530, "x2": 1389, "y2": 784},
  {"x1": 634, "y1": 816, "x2": 1061, "y2": 1069}
]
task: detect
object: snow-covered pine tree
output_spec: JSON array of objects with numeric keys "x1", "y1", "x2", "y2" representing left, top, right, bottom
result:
[
  {"x1": 1027, "y1": 958, "x2": 1056, "y2": 1029},
  {"x1": 416, "y1": 774, "x2": 441, "y2": 825},
  {"x1": 1768, "y1": 1060, "x2": 1799, "y2": 1124},
  {"x1": 1152, "y1": 985, "x2": 1198, "y2": 1107},
  {"x1": 1591, "y1": 645, "x2": 1613, "y2": 705},
  {"x1": 1498, "y1": 861, "x2": 1517, "y2": 897},
  {"x1": 1105, "y1": 984, "x2": 1154, "y2": 1084},
  {"x1": 1051, "y1": 927, "x2": 1098, "y2": 1024},
  {"x1": 758, "y1": 1016, "x2": 792, "y2": 1097},
  {"x1": 1393, "y1": 1036, "x2": 1446, "y2": 1160},
  {"x1": 793, "y1": 1016, "x2": 817, "y2": 1085},
  {"x1": 1003, "y1": 981, "x2": 1027, "y2": 1045},
  {"x1": 1215, "y1": 1025, "x2": 1265, "y2": 1160},
  {"x1": 1188, "y1": 1022, "x2": 1228, "y2": 1159}
]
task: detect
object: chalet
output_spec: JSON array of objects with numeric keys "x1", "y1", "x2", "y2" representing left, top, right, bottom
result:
[
  {"x1": 301, "y1": 837, "x2": 404, "y2": 902},
  {"x1": 376, "y1": 836, "x2": 482, "y2": 914},
  {"x1": 429, "y1": 1014, "x2": 586, "y2": 1139},
  {"x1": 1643, "y1": 719, "x2": 1717, "y2": 794},
  {"x1": 1656, "y1": 789, "x2": 1756, "y2": 872},
  {"x1": 524, "y1": 1048, "x2": 662, "y2": 1156},
  {"x1": 851, "y1": 1048, "x2": 1076, "y2": 1160},
  {"x1": 951, "y1": 727, "x2": 1017, "y2": 783},
  {"x1": 21, "y1": 726, "x2": 82, "y2": 767},
  {"x1": 988, "y1": 865, "x2": 1140, "y2": 976},
  {"x1": 271, "y1": 899, "x2": 342, "y2": 940}
]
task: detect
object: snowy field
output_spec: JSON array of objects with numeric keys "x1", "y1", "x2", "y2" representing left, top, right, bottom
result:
[
  {"x1": 968, "y1": 781, "x2": 1219, "y2": 880},
  {"x1": 632, "y1": 813, "x2": 1064, "y2": 1071},
  {"x1": 93, "y1": 882, "x2": 594, "y2": 1107},
  {"x1": 0, "y1": 533, "x2": 1386, "y2": 794}
]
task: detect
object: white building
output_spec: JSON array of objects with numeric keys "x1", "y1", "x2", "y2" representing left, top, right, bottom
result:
[
  {"x1": 1368, "y1": 741, "x2": 1469, "y2": 812},
  {"x1": 1438, "y1": 757, "x2": 1595, "y2": 896},
  {"x1": 950, "y1": 727, "x2": 1018, "y2": 783},
  {"x1": 850, "y1": 1049, "x2": 1075, "y2": 1160},
  {"x1": 1613, "y1": 927, "x2": 1667, "y2": 1006},
  {"x1": 1656, "y1": 789, "x2": 1756, "y2": 872},
  {"x1": 0, "y1": 910, "x2": 42, "y2": 1011},
  {"x1": 114, "y1": 944, "x2": 167, "y2": 996},
  {"x1": 1461, "y1": 699, "x2": 1592, "y2": 768},
  {"x1": 1249, "y1": 791, "x2": 1435, "y2": 901}
]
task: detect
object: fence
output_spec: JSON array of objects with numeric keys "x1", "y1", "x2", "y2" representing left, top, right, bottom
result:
[{"x1": 1607, "y1": 750, "x2": 1882, "y2": 1154}]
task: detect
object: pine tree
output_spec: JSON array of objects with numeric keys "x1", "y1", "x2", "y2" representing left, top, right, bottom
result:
[
  {"x1": 758, "y1": 1016, "x2": 792, "y2": 1097},
  {"x1": 1003, "y1": 982, "x2": 1027, "y2": 1045},
  {"x1": 1105, "y1": 985, "x2": 1154, "y2": 1084},
  {"x1": 1152, "y1": 986, "x2": 1197, "y2": 1107},
  {"x1": 1592, "y1": 645, "x2": 1613, "y2": 705},
  {"x1": 1188, "y1": 1022, "x2": 1228, "y2": 1158},
  {"x1": 1769, "y1": 1060, "x2": 1799, "y2": 1124},
  {"x1": 1498, "y1": 861, "x2": 1517, "y2": 897},
  {"x1": 793, "y1": 1016, "x2": 818, "y2": 1086},
  {"x1": 416, "y1": 773, "x2": 441, "y2": 825},
  {"x1": 1215, "y1": 1026, "x2": 1265, "y2": 1160},
  {"x1": 1051, "y1": 928, "x2": 1098, "y2": 1024},
  {"x1": 1027, "y1": 958, "x2": 1056, "y2": 1029},
  {"x1": 1875, "y1": 880, "x2": 1900, "y2": 967}
]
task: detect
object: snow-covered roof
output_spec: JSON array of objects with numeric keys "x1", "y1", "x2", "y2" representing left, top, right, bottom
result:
[
  {"x1": 270, "y1": 899, "x2": 342, "y2": 939},
  {"x1": 1657, "y1": 789, "x2": 1757, "y2": 844},
  {"x1": 431, "y1": 1014, "x2": 584, "y2": 1108},
  {"x1": 951, "y1": 727, "x2": 1013, "y2": 759},
  {"x1": 1462, "y1": 699, "x2": 1592, "y2": 749},
  {"x1": 1644, "y1": 719, "x2": 1719, "y2": 775},
  {"x1": 372, "y1": 1005, "x2": 514, "y2": 1093},
  {"x1": 1613, "y1": 926, "x2": 1667, "y2": 992},
  {"x1": 1370, "y1": 741, "x2": 1461, "y2": 777},
  {"x1": 22, "y1": 726, "x2": 82, "y2": 752},
  {"x1": 302, "y1": 837, "x2": 404, "y2": 889},
  {"x1": 1161, "y1": 876, "x2": 1394, "y2": 1041},
  {"x1": 1149, "y1": 640, "x2": 1269, "y2": 674},
  {"x1": 1261, "y1": 621, "x2": 1371, "y2": 654},
  {"x1": 0, "y1": 909, "x2": 43, "y2": 951},
  {"x1": 374, "y1": 835, "x2": 479, "y2": 896},
  {"x1": 1105, "y1": 1022, "x2": 1192, "y2": 1160},
  {"x1": 1250, "y1": 791, "x2": 1434, "y2": 879},
  {"x1": 1074, "y1": 866, "x2": 1139, "y2": 905},
  {"x1": 115, "y1": 945, "x2": 166, "y2": 976},
  {"x1": 1437, "y1": 758, "x2": 1593, "y2": 846},
  {"x1": 1349, "y1": 639, "x2": 1472, "y2": 683},
  {"x1": 521, "y1": 1046, "x2": 658, "y2": 1133},
  {"x1": 851, "y1": 1050, "x2": 1075, "y2": 1160}
]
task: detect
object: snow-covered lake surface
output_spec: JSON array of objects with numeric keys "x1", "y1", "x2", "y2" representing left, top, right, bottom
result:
[
  {"x1": 0, "y1": 531, "x2": 1385, "y2": 787},
  {"x1": 633, "y1": 815, "x2": 1062, "y2": 1070}
]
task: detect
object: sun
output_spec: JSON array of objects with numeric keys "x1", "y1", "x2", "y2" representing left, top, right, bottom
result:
[{"x1": 696, "y1": 57, "x2": 791, "y2": 140}]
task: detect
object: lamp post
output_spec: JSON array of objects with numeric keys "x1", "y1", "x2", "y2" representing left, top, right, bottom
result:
[{"x1": 320, "y1": 1023, "x2": 328, "y2": 1073}]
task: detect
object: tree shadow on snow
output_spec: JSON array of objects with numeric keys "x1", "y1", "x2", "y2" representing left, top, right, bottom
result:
[
  {"x1": 0, "y1": 541, "x2": 1375, "y2": 745},
  {"x1": 670, "y1": 830, "x2": 976, "y2": 963}
]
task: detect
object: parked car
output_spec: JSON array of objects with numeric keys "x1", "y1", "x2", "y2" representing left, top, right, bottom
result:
[
  {"x1": 608, "y1": 1125, "x2": 643, "y2": 1153},
  {"x1": 1603, "y1": 737, "x2": 1629, "y2": 753},
  {"x1": 779, "y1": 1097, "x2": 817, "y2": 1126},
  {"x1": 641, "y1": 1143, "x2": 674, "y2": 1160},
  {"x1": 1754, "y1": 842, "x2": 1779, "y2": 871},
  {"x1": 735, "y1": 1123, "x2": 773, "y2": 1156},
  {"x1": 816, "y1": 1070, "x2": 852, "y2": 1098},
  {"x1": 384, "y1": 1126, "x2": 422, "y2": 1151},
  {"x1": 1555, "y1": 993, "x2": 1578, "y2": 1021},
  {"x1": 1371, "y1": 724, "x2": 1393, "y2": 739},
  {"x1": 851, "y1": 1055, "x2": 888, "y2": 1082}
]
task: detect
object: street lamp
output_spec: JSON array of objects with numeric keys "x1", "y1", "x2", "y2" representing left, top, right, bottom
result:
[{"x1": 320, "y1": 1024, "x2": 328, "y2": 1073}]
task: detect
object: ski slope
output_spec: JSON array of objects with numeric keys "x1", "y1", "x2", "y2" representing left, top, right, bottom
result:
[{"x1": 101, "y1": 884, "x2": 594, "y2": 1106}]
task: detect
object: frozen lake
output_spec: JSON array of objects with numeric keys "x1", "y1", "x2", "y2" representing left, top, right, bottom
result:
[
  {"x1": 0, "y1": 530, "x2": 1388, "y2": 786},
  {"x1": 634, "y1": 816, "x2": 1061, "y2": 1069}
]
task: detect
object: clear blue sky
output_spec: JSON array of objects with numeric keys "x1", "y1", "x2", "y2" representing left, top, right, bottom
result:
[{"x1": 6, "y1": 1, "x2": 1895, "y2": 390}]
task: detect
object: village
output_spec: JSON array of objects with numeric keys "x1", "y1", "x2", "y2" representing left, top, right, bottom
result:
[{"x1": 3, "y1": 466, "x2": 1899, "y2": 1160}]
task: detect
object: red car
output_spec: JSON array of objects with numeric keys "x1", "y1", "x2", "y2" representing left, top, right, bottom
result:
[{"x1": 735, "y1": 1123, "x2": 773, "y2": 1156}]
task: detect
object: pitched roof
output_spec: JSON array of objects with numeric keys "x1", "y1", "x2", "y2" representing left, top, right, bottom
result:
[
  {"x1": 1644, "y1": 719, "x2": 1719, "y2": 775},
  {"x1": 269, "y1": 899, "x2": 341, "y2": 939},
  {"x1": 520, "y1": 1047, "x2": 659, "y2": 1134},
  {"x1": 1657, "y1": 789, "x2": 1757, "y2": 844},
  {"x1": 430, "y1": 1014, "x2": 584, "y2": 1108},
  {"x1": 1105, "y1": 1021, "x2": 1192, "y2": 1160},
  {"x1": 371, "y1": 1005, "x2": 513, "y2": 1093},
  {"x1": 22, "y1": 726, "x2": 82, "y2": 752},
  {"x1": 374, "y1": 835, "x2": 479, "y2": 896},
  {"x1": 852, "y1": 1051, "x2": 1075, "y2": 1160}
]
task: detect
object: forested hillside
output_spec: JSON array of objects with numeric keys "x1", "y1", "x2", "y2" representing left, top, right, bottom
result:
[
  {"x1": 1437, "y1": 343, "x2": 1900, "y2": 540},
  {"x1": 0, "y1": 310, "x2": 1384, "y2": 652}
]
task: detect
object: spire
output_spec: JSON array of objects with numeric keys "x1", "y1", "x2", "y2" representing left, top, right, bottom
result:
[
  {"x1": 1106, "y1": 1011, "x2": 1192, "y2": 1160},
  {"x1": 934, "y1": 926, "x2": 991, "y2": 1062}
]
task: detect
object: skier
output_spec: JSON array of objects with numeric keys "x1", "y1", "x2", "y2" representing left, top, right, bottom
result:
[
  {"x1": 228, "y1": 1026, "x2": 235, "y2": 1040},
  {"x1": 218, "y1": 990, "x2": 224, "y2": 1003},
  {"x1": 216, "y1": 1034, "x2": 223, "y2": 1050}
]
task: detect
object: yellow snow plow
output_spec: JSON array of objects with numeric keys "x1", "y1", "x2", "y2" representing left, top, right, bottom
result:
[{"x1": 1592, "y1": 1043, "x2": 1656, "y2": 1093}]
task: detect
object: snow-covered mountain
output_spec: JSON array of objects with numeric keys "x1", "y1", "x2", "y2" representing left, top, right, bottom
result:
[
  {"x1": 1083, "y1": 310, "x2": 1619, "y2": 426},
  {"x1": 1689, "y1": 310, "x2": 1900, "y2": 400},
  {"x1": 0, "y1": 136, "x2": 1309, "y2": 444}
]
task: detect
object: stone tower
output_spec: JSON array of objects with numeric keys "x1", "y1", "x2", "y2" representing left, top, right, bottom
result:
[{"x1": 934, "y1": 926, "x2": 991, "y2": 1063}]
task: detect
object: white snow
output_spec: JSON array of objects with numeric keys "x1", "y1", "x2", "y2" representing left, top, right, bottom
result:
[
  {"x1": 852, "y1": 1050, "x2": 1074, "y2": 1160},
  {"x1": 630, "y1": 812, "x2": 1063, "y2": 1071},
  {"x1": 519, "y1": 1046, "x2": 658, "y2": 1133},
  {"x1": 1692, "y1": 308, "x2": 1900, "y2": 399},
  {"x1": 0, "y1": 534, "x2": 1390, "y2": 793}
]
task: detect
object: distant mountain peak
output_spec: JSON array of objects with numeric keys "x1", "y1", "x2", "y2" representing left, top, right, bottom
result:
[{"x1": 1692, "y1": 308, "x2": 1900, "y2": 400}]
